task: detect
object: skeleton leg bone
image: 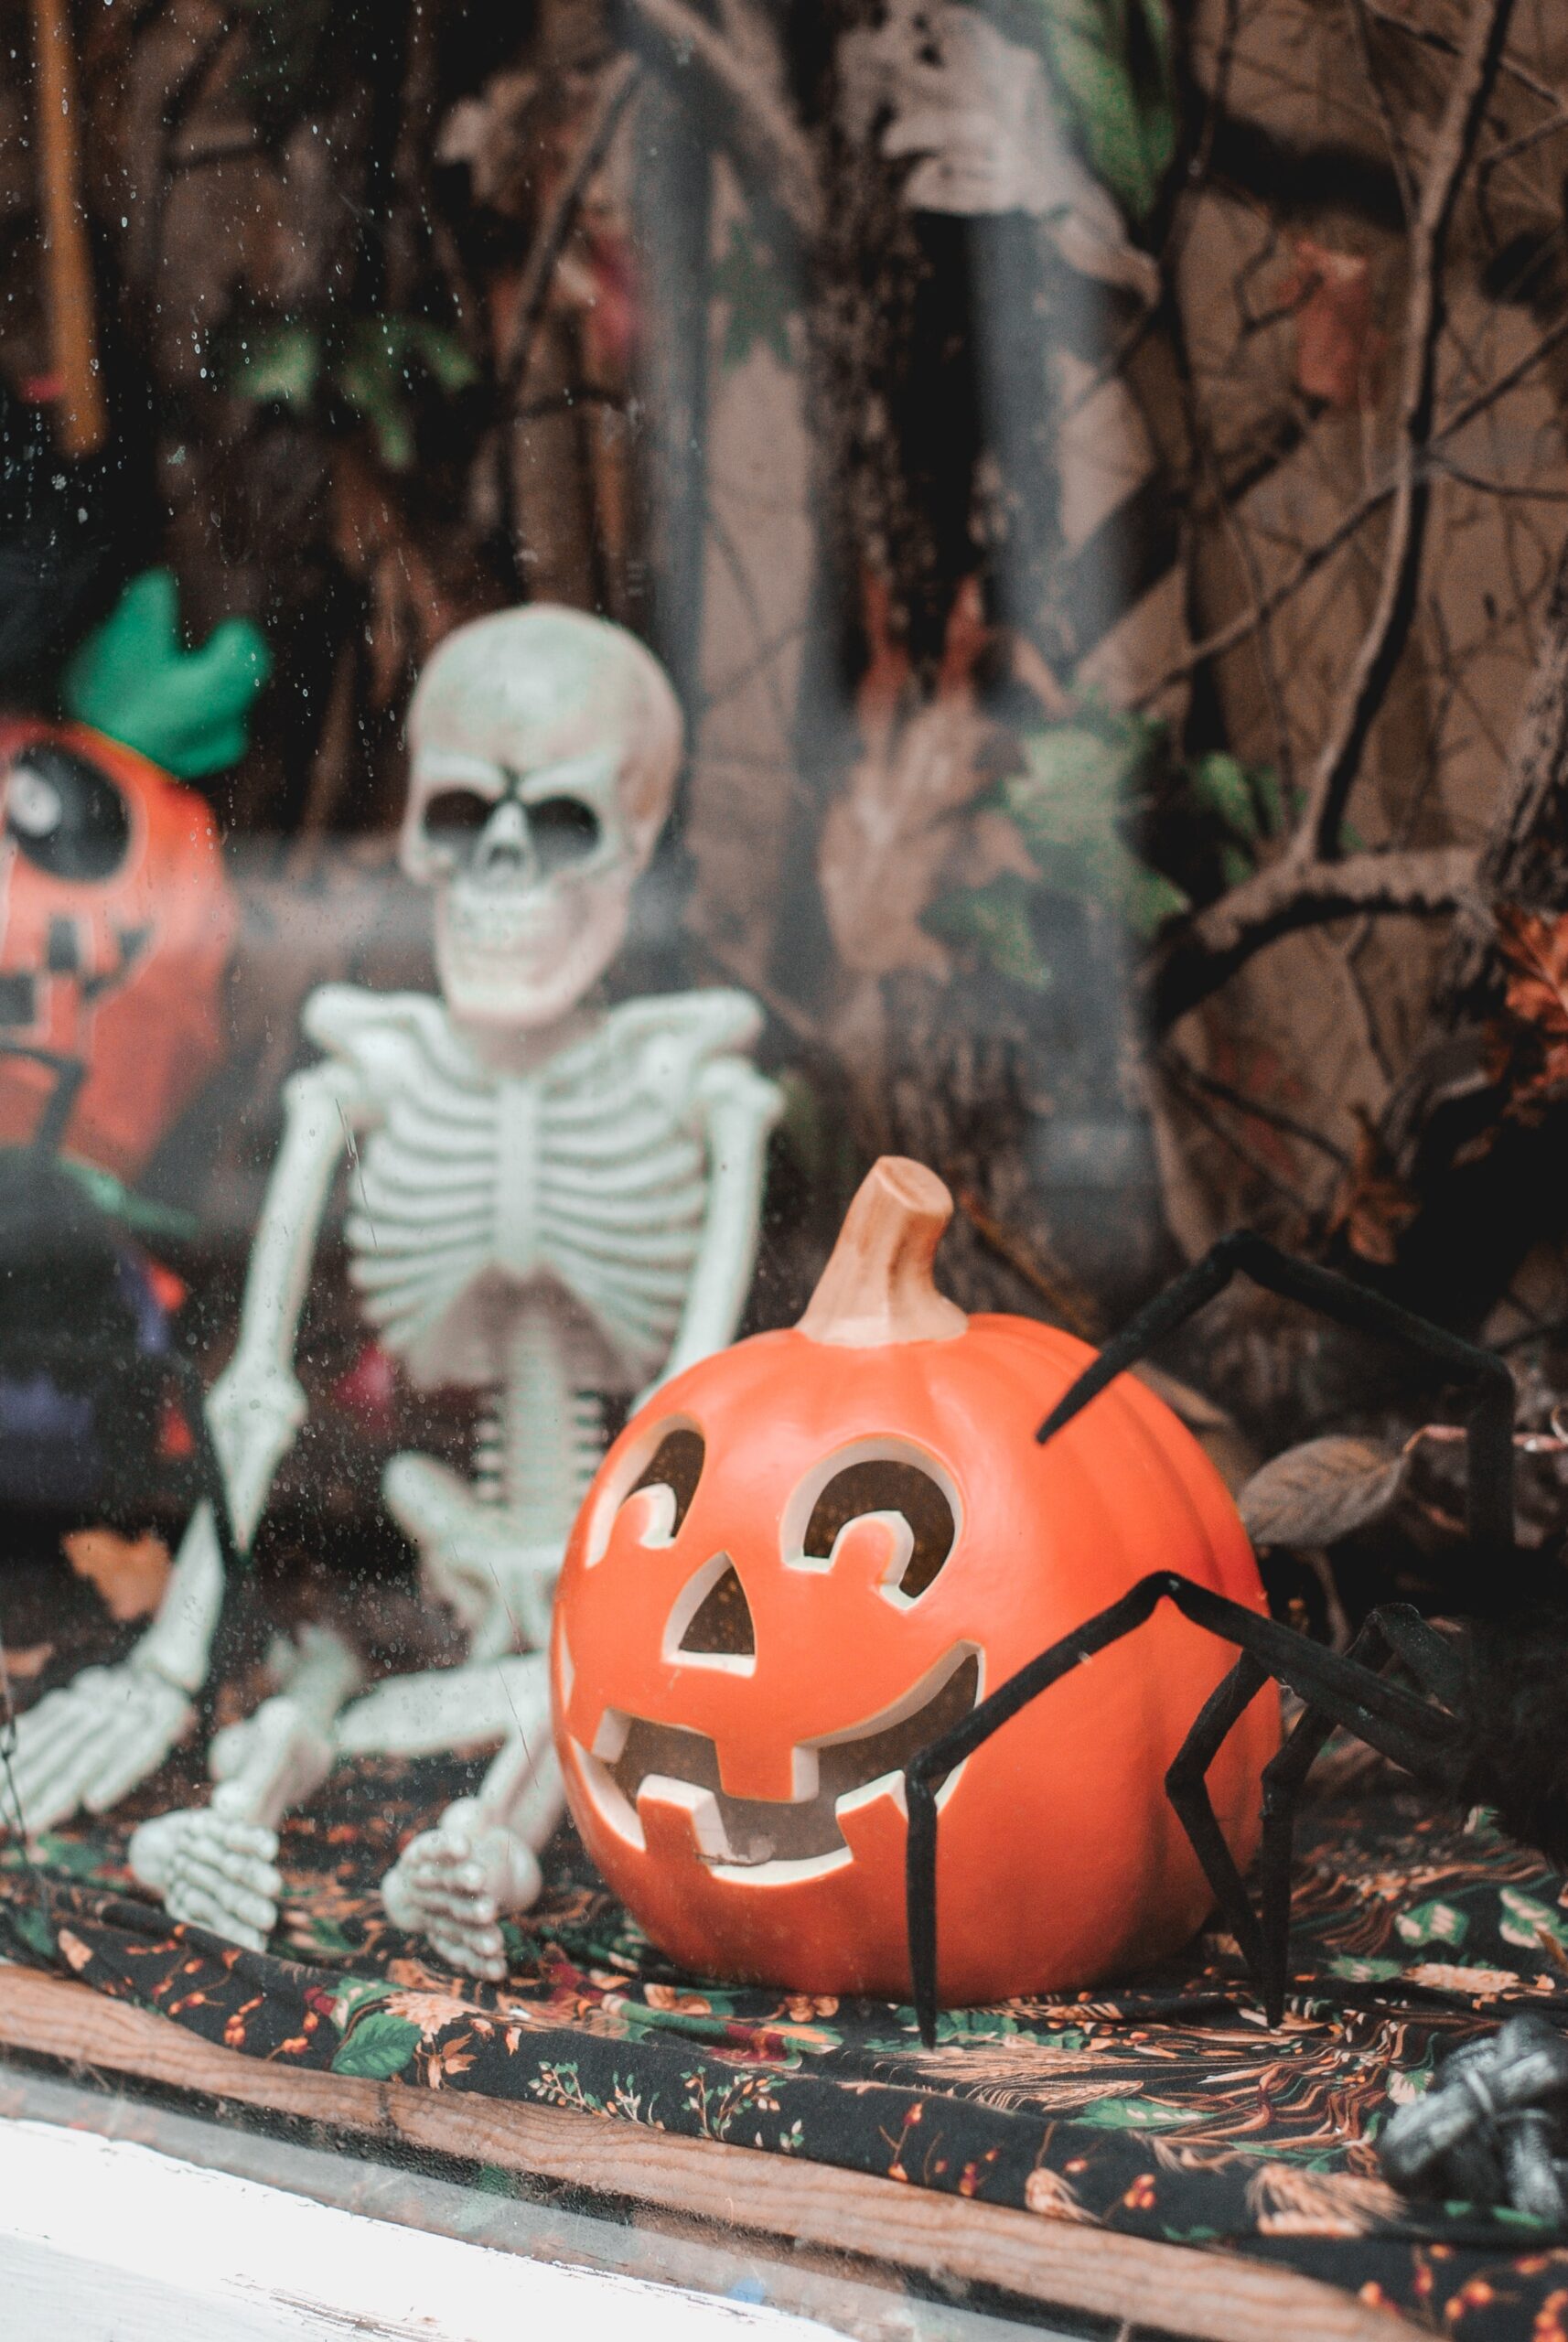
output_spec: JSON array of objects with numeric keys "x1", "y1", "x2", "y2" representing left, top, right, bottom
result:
[
  {"x1": 128, "y1": 1626, "x2": 363, "y2": 1950},
  {"x1": 382, "y1": 1451, "x2": 560, "y2": 1658},
  {"x1": 380, "y1": 1653, "x2": 562, "y2": 1981}
]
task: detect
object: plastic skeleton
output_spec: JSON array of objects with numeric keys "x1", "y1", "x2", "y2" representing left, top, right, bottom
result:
[{"x1": 13, "y1": 605, "x2": 780, "y2": 1975}]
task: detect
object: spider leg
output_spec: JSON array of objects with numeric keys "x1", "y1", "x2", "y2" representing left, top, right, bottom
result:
[
  {"x1": 905, "y1": 1573, "x2": 1466, "y2": 2046},
  {"x1": 1163, "y1": 1653, "x2": 1272, "y2": 1980},
  {"x1": 1255, "y1": 1603, "x2": 1468, "y2": 2020},
  {"x1": 1034, "y1": 1231, "x2": 1517, "y2": 1555}
]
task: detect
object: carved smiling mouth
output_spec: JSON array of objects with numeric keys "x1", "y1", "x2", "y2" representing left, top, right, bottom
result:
[{"x1": 575, "y1": 1649, "x2": 980, "y2": 1875}]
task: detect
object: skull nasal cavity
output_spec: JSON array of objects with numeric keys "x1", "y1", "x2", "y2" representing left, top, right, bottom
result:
[{"x1": 678, "y1": 1562, "x2": 756, "y2": 1657}]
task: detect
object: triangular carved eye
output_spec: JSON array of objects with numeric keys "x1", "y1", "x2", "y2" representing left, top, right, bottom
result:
[{"x1": 678, "y1": 1561, "x2": 755, "y2": 1658}]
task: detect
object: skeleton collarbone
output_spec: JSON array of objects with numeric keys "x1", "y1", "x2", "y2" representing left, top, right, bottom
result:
[{"x1": 307, "y1": 983, "x2": 758, "y2": 1391}]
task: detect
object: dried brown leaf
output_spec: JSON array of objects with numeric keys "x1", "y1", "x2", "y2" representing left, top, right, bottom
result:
[
  {"x1": 1, "y1": 1643, "x2": 52, "y2": 1681},
  {"x1": 1238, "y1": 1435, "x2": 1408, "y2": 1550},
  {"x1": 63, "y1": 1529, "x2": 172, "y2": 1623}
]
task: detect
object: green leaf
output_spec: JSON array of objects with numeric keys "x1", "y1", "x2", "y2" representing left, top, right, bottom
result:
[
  {"x1": 331, "y1": 2010, "x2": 422, "y2": 2079},
  {"x1": 711, "y1": 217, "x2": 798, "y2": 371},
  {"x1": 1394, "y1": 1898, "x2": 1469, "y2": 1950},
  {"x1": 924, "y1": 870, "x2": 1052, "y2": 988},
  {"x1": 63, "y1": 569, "x2": 272, "y2": 779},
  {"x1": 1073, "y1": 2094, "x2": 1197, "y2": 2130},
  {"x1": 1188, "y1": 751, "x2": 1259, "y2": 843},
  {"x1": 232, "y1": 319, "x2": 322, "y2": 409},
  {"x1": 1128, "y1": 865, "x2": 1191, "y2": 939},
  {"x1": 4, "y1": 1902, "x2": 57, "y2": 1962},
  {"x1": 407, "y1": 319, "x2": 480, "y2": 396},
  {"x1": 1498, "y1": 1888, "x2": 1568, "y2": 1955},
  {"x1": 998, "y1": 716, "x2": 1186, "y2": 934},
  {"x1": 336, "y1": 323, "x2": 417, "y2": 471},
  {"x1": 990, "y1": 0, "x2": 1176, "y2": 220},
  {"x1": 1327, "y1": 1955, "x2": 1404, "y2": 1983},
  {"x1": 1253, "y1": 764, "x2": 1285, "y2": 837},
  {"x1": 328, "y1": 1977, "x2": 398, "y2": 2030}
]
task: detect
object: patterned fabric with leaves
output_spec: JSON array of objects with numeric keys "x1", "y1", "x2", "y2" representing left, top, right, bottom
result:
[{"x1": 7, "y1": 1746, "x2": 1568, "y2": 2337}]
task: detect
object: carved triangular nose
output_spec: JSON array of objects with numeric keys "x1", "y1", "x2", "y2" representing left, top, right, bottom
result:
[{"x1": 676, "y1": 1558, "x2": 756, "y2": 1658}]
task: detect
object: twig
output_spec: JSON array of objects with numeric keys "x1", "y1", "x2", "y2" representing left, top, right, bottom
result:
[
  {"x1": 1133, "y1": 303, "x2": 1568, "y2": 709},
  {"x1": 1342, "y1": 0, "x2": 1413, "y2": 220},
  {"x1": 953, "y1": 1191, "x2": 1101, "y2": 1338},
  {"x1": 623, "y1": 0, "x2": 820, "y2": 243},
  {"x1": 1150, "y1": 845, "x2": 1478, "y2": 1032},
  {"x1": 1297, "y1": 0, "x2": 1518, "y2": 866},
  {"x1": 1173, "y1": 1062, "x2": 1352, "y2": 1168},
  {"x1": 502, "y1": 55, "x2": 643, "y2": 390},
  {"x1": 1159, "y1": 1054, "x2": 1316, "y2": 1215},
  {"x1": 1364, "y1": 3, "x2": 1567, "y2": 119},
  {"x1": 30, "y1": 0, "x2": 107, "y2": 457}
]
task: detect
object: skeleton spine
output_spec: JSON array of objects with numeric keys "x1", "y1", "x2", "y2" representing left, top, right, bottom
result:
[{"x1": 481, "y1": 1302, "x2": 604, "y2": 1536}]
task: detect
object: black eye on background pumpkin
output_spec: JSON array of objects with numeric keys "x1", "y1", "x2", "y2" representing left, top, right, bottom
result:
[
  {"x1": 804, "y1": 1458, "x2": 956, "y2": 1598},
  {"x1": 528, "y1": 795, "x2": 600, "y2": 874},
  {"x1": 627, "y1": 1427, "x2": 705, "y2": 1538},
  {"x1": 4, "y1": 746, "x2": 130, "y2": 882}
]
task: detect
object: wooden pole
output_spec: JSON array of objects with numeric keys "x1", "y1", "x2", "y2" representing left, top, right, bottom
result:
[{"x1": 31, "y1": 0, "x2": 107, "y2": 458}]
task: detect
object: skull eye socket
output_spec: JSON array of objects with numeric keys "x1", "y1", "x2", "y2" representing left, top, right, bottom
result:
[
  {"x1": 528, "y1": 795, "x2": 600, "y2": 874},
  {"x1": 626, "y1": 1426, "x2": 705, "y2": 1540},
  {"x1": 804, "y1": 1458, "x2": 956, "y2": 1600},
  {"x1": 422, "y1": 788, "x2": 491, "y2": 856},
  {"x1": 3, "y1": 747, "x2": 130, "y2": 882}
]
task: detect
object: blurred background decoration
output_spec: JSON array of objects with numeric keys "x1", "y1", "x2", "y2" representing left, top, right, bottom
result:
[{"x1": 7, "y1": 0, "x2": 1568, "y2": 1561}]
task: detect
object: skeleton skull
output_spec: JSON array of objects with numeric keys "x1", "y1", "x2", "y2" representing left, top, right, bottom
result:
[{"x1": 403, "y1": 607, "x2": 683, "y2": 1028}]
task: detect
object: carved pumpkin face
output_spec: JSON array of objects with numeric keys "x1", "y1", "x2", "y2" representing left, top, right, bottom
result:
[
  {"x1": 553, "y1": 1159, "x2": 1279, "y2": 2007},
  {"x1": 0, "y1": 720, "x2": 235, "y2": 1179}
]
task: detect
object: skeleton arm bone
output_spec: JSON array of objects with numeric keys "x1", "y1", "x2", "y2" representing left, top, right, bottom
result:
[
  {"x1": 648, "y1": 1060, "x2": 781, "y2": 1390},
  {"x1": 142, "y1": 1057, "x2": 367, "y2": 1681},
  {"x1": 8, "y1": 1061, "x2": 363, "y2": 1830}
]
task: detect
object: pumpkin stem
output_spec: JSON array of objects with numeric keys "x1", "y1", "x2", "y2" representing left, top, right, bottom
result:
[{"x1": 798, "y1": 1157, "x2": 969, "y2": 1348}]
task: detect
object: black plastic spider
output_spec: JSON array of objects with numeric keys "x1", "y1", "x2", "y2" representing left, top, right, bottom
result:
[
  {"x1": 901, "y1": 1231, "x2": 1558, "y2": 2047},
  {"x1": 0, "y1": 1045, "x2": 240, "y2": 1585}
]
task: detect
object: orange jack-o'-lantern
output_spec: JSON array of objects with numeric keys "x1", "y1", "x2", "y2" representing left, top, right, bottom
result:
[
  {"x1": 0, "y1": 719, "x2": 235, "y2": 1180},
  {"x1": 553, "y1": 1157, "x2": 1279, "y2": 2006}
]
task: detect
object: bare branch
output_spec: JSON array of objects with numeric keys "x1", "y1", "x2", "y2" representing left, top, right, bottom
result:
[
  {"x1": 503, "y1": 56, "x2": 643, "y2": 390},
  {"x1": 623, "y1": 0, "x2": 821, "y2": 242},
  {"x1": 1133, "y1": 304, "x2": 1568, "y2": 710},
  {"x1": 1149, "y1": 847, "x2": 1478, "y2": 1032},
  {"x1": 1297, "y1": 0, "x2": 1519, "y2": 865}
]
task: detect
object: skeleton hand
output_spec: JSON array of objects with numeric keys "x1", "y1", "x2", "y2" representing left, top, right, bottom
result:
[
  {"x1": 381, "y1": 1797, "x2": 544, "y2": 1982},
  {"x1": 127, "y1": 1792, "x2": 285, "y2": 1953},
  {"x1": 7, "y1": 1663, "x2": 194, "y2": 1832},
  {"x1": 207, "y1": 1355, "x2": 308, "y2": 1550}
]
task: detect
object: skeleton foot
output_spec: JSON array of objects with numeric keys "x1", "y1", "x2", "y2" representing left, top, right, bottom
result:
[
  {"x1": 128, "y1": 1792, "x2": 285, "y2": 1953},
  {"x1": 381, "y1": 1799, "x2": 543, "y2": 1982}
]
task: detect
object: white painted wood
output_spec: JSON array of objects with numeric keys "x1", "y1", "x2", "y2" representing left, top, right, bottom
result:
[{"x1": 0, "y1": 2118, "x2": 841, "y2": 2342}]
